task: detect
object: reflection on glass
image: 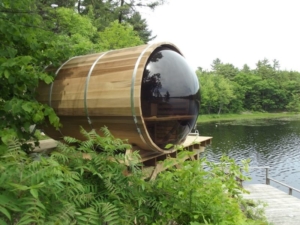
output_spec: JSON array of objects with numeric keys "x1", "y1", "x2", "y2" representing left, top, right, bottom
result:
[{"x1": 141, "y1": 47, "x2": 200, "y2": 149}]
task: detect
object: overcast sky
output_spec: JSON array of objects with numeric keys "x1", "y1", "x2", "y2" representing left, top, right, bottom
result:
[{"x1": 142, "y1": 0, "x2": 300, "y2": 72}]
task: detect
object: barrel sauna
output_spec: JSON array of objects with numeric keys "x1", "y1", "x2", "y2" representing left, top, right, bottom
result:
[{"x1": 36, "y1": 42, "x2": 200, "y2": 153}]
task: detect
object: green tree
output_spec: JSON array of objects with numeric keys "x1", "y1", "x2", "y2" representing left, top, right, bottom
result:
[
  {"x1": 241, "y1": 64, "x2": 251, "y2": 74},
  {"x1": 79, "y1": 0, "x2": 163, "y2": 43},
  {"x1": 108, "y1": 0, "x2": 165, "y2": 23},
  {"x1": 198, "y1": 58, "x2": 300, "y2": 114},
  {"x1": 216, "y1": 63, "x2": 239, "y2": 80},
  {"x1": 214, "y1": 75, "x2": 236, "y2": 114},
  {"x1": 97, "y1": 20, "x2": 143, "y2": 50},
  {"x1": 197, "y1": 72, "x2": 236, "y2": 114},
  {"x1": 210, "y1": 58, "x2": 239, "y2": 80},
  {"x1": 0, "y1": 0, "x2": 61, "y2": 152},
  {"x1": 127, "y1": 12, "x2": 156, "y2": 43},
  {"x1": 0, "y1": 0, "x2": 145, "y2": 153},
  {"x1": 286, "y1": 93, "x2": 300, "y2": 112},
  {"x1": 272, "y1": 59, "x2": 280, "y2": 71},
  {"x1": 211, "y1": 58, "x2": 222, "y2": 71},
  {"x1": 255, "y1": 58, "x2": 274, "y2": 79},
  {"x1": 197, "y1": 73, "x2": 218, "y2": 114},
  {"x1": 228, "y1": 81, "x2": 245, "y2": 113},
  {"x1": 78, "y1": 1, "x2": 118, "y2": 31},
  {"x1": 233, "y1": 73, "x2": 263, "y2": 111}
]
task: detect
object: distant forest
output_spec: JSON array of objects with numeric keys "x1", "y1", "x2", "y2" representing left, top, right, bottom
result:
[{"x1": 196, "y1": 58, "x2": 300, "y2": 114}]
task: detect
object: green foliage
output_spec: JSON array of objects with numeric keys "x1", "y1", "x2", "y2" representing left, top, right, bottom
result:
[
  {"x1": 152, "y1": 154, "x2": 268, "y2": 225},
  {"x1": 127, "y1": 12, "x2": 156, "y2": 43},
  {"x1": 197, "y1": 73, "x2": 236, "y2": 114},
  {"x1": 0, "y1": 0, "x2": 150, "y2": 151},
  {"x1": 64, "y1": 0, "x2": 163, "y2": 43},
  {"x1": 0, "y1": 127, "x2": 147, "y2": 224},
  {"x1": 0, "y1": 127, "x2": 269, "y2": 225},
  {"x1": 97, "y1": 20, "x2": 144, "y2": 50},
  {"x1": 197, "y1": 58, "x2": 300, "y2": 114},
  {"x1": 286, "y1": 93, "x2": 300, "y2": 112}
]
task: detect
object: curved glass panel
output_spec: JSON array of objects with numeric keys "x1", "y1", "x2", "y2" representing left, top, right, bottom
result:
[{"x1": 141, "y1": 48, "x2": 200, "y2": 149}]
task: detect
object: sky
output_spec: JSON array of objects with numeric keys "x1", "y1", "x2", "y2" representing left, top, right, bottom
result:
[{"x1": 142, "y1": 0, "x2": 300, "y2": 72}]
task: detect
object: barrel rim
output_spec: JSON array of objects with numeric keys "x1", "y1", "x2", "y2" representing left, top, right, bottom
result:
[{"x1": 132, "y1": 42, "x2": 185, "y2": 153}]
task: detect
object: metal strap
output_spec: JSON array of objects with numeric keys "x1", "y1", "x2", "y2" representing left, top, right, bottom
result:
[
  {"x1": 131, "y1": 43, "x2": 156, "y2": 150},
  {"x1": 84, "y1": 52, "x2": 110, "y2": 127},
  {"x1": 49, "y1": 57, "x2": 79, "y2": 107},
  {"x1": 48, "y1": 57, "x2": 80, "y2": 137}
]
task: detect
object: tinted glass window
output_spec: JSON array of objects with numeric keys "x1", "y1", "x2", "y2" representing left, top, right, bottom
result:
[{"x1": 141, "y1": 48, "x2": 200, "y2": 149}]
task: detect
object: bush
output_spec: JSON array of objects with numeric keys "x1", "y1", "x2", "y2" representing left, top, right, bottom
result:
[
  {"x1": 0, "y1": 127, "x2": 150, "y2": 224},
  {"x1": 152, "y1": 154, "x2": 268, "y2": 225},
  {"x1": 0, "y1": 127, "x2": 268, "y2": 225}
]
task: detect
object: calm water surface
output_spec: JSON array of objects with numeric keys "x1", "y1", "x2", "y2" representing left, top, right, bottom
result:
[{"x1": 197, "y1": 118, "x2": 300, "y2": 197}]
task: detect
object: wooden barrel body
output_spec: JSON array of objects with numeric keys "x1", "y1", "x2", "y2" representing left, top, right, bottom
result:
[{"x1": 37, "y1": 42, "x2": 200, "y2": 153}]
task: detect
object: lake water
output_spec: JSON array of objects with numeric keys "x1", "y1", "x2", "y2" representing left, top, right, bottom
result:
[{"x1": 197, "y1": 117, "x2": 300, "y2": 198}]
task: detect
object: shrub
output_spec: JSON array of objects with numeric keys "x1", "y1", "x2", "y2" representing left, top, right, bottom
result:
[
  {"x1": 0, "y1": 127, "x2": 268, "y2": 225},
  {"x1": 151, "y1": 154, "x2": 267, "y2": 225},
  {"x1": 0, "y1": 127, "x2": 152, "y2": 224}
]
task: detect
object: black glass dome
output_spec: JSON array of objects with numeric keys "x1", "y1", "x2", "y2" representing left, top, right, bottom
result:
[{"x1": 141, "y1": 47, "x2": 200, "y2": 149}]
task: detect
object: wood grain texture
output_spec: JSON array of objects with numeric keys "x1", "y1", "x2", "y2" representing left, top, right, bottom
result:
[{"x1": 36, "y1": 42, "x2": 183, "y2": 153}]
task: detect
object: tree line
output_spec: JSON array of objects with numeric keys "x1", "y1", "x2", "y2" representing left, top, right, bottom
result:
[{"x1": 197, "y1": 58, "x2": 300, "y2": 115}]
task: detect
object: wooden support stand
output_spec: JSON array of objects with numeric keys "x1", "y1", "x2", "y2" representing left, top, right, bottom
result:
[
  {"x1": 126, "y1": 135, "x2": 212, "y2": 180},
  {"x1": 32, "y1": 135, "x2": 212, "y2": 181}
]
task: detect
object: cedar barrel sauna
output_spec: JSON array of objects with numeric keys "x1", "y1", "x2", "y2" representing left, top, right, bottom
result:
[{"x1": 36, "y1": 42, "x2": 200, "y2": 153}]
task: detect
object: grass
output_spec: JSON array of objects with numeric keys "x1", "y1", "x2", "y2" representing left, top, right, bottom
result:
[{"x1": 197, "y1": 112, "x2": 300, "y2": 123}]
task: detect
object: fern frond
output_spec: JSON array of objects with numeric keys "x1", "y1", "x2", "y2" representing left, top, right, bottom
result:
[
  {"x1": 76, "y1": 207, "x2": 100, "y2": 225},
  {"x1": 46, "y1": 202, "x2": 76, "y2": 225},
  {"x1": 78, "y1": 140, "x2": 95, "y2": 153},
  {"x1": 100, "y1": 126, "x2": 112, "y2": 138},
  {"x1": 93, "y1": 202, "x2": 120, "y2": 225},
  {"x1": 2, "y1": 138, "x2": 27, "y2": 162},
  {"x1": 63, "y1": 136, "x2": 80, "y2": 144},
  {"x1": 57, "y1": 142, "x2": 77, "y2": 154},
  {"x1": 84, "y1": 184, "x2": 99, "y2": 194},
  {"x1": 50, "y1": 150, "x2": 69, "y2": 164},
  {"x1": 16, "y1": 215, "x2": 37, "y2": 225},
  {"x1": 69, "y1": 193, "x2": 95, "y2": 207},
  {"x1": 103, "y1": 179, "x2": 119, "y2": 197},
  {"x1": 0, "y1": 205, "x2": 11, "y2": 221},
  {"x1": 79, "y1": 127, "x2": 99, "y2": 141},
  {"x1": 16, "y1": 196, "x2": 46, "y2": 224}
]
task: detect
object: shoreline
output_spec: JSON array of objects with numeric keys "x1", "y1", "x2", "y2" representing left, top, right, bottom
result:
[{"x1": 197, "y1": 112, "x2": 300, "y2": 123}]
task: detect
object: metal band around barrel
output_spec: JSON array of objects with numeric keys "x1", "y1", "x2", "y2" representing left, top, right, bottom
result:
[
  {"x1": 131, "y1": 43, "x2": 156, "y2": 150},
  {"x1": 84, "y1": 52, "x2": 110, "y2": 126},
  {"x1": 49, "y1": 57, "x2": 79, "y2": 107},
  {"x1": 48, "y1": 57, "x2": 79, "y2": 137}
]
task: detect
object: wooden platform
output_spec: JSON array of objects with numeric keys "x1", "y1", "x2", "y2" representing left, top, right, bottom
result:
[
  {"x1": 32, "y1": 135, "x2": 212, "y2": 180},
  {"x1": 136, "y1": 135, "x2": 212, "y2": 162},
  {"x1": 242, "y1": 184, "x2": 300, "y2": 225},
  {"x1": 32, "y1": 139, "x2": 58, "y2": 152},
  {"x1": 137, "y1": 135, "x2": 212, "y2": 180},
  {"x1": 33, "y1": 135, "x2": 212, "y2": 159}
]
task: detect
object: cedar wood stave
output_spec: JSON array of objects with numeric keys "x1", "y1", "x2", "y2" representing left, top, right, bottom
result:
[{"x1": 37, "y1": 43, "x2": 183, "y2": 152}]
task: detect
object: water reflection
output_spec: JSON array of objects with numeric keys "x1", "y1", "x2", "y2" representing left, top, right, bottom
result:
[
  {"x1": 199, "y1": 118, "x2": 300, "y2": 198},
  {"x1": 141, "y1": 47, "x2": 200, "y2": 149}
]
